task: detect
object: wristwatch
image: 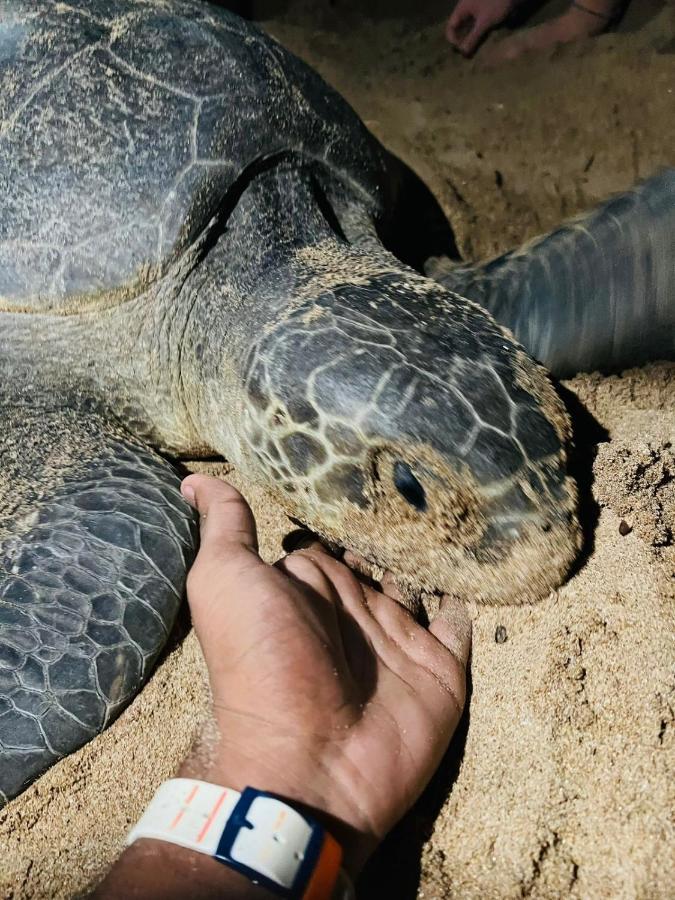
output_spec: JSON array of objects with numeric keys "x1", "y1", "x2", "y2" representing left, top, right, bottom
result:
[{"x1": 127, "y1": 779, "x2": 355, "y2": 900}]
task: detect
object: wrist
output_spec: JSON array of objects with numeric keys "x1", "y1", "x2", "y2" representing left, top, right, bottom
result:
[
  {"x1": 101, "y1": 780, "x2": 357, "y2": 900},
  {"x1": 178, "y1": 721, "x2": 380, "y2": 877},
  {"x1": 179, "y1": 730, "x2": 377, "y2": 877},
  {"x1": 95, "y1": 838, "x2": 273, "y2": 899}
]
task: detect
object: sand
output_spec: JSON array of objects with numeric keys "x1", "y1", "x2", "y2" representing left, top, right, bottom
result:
[{"x1": 1, "y1": 1, "x2": 674, "y2": 897}]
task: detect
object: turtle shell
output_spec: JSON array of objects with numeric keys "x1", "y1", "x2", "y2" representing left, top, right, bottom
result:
[{"x1": 0, "y1": 0, "x2": 388, "y2": 312}]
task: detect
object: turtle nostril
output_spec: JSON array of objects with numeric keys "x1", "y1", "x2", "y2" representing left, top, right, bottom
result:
[{"x1": 393, "y1": 461, "x2": 427, "y2": 511}]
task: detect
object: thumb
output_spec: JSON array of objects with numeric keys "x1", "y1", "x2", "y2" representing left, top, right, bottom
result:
[
  {"x1": 182, "y1": 473, "x2": 259, "y2": 556},
  {"x1": 181, "y1": 474, "x2": 263, "y2": 605},
  {"x1": 180, "y1": 474, "x2": 266, "y2": 650},
  {"x1": 446, "y1": 0, "x2": 471, "y2": 32},
  {"x1": 446, "y1": 10, "x2": 471, "y2": 44},
  {"x1": 458, "y1": 18, "x2": 486, "y2": 56}
]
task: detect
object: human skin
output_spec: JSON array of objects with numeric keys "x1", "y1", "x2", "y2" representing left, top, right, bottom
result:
[
  {"x1": 93, "y1": 474, "x2": 471, "y2": 898},
  {"x1": 446, "y1": 0, "x2": 620, "y2": 61}
]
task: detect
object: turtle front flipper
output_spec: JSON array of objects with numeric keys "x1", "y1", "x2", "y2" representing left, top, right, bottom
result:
[
  {"x1": 428, "y1": 169, "x2": 675, "y2": 377},
  {"x1": 0, "y1": 405, "x2": 197, "y2": 805}
]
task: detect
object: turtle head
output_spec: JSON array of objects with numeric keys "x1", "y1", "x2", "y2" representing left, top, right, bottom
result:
[
  {"x1": 193, "y1": 163, "x2": 579, "y2": 603},
  {"x1": 236, "y1": 258, "x2": 580, "y2": 605}
]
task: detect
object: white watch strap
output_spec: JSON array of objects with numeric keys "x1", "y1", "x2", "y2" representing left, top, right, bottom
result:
[
  {"x1": 127, "y1": 778, "x2": 354, "y2": 899},
  {"x1": 127, "y1": 778, "x2": 241, "y2": 856}
]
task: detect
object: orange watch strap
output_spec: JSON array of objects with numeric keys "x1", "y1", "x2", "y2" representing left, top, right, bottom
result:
[{"x1": 302, "y1": 831, "x2": 344, "y2": 900}]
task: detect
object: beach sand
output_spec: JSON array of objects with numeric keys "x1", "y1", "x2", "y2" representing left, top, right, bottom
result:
[{"x1": 0, "y1": 1, "x2": 673, "y2": 897}]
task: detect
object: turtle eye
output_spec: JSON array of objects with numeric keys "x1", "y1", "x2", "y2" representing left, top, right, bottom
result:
[{"x1": 393, "y1": 461, "x2": 427, "y2": 511}]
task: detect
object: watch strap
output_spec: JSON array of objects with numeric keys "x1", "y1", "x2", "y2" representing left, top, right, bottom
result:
[{"x1": 127, "y1": 779, "x2": 353, "y2": 900}]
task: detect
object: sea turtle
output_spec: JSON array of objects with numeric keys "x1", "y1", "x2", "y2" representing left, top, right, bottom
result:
[{"x1": 0, "y1": 0, "x2": 672, "y2": 806}]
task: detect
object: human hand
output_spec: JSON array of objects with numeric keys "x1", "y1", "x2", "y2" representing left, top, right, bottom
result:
[
  {"x1": 180, "y1": 474, "x2": 471, "y2": 875},
  {"x1": 446, "y1": 0, "x2": 519, "y2": 56},
  {"x1": 480, "y1": 3, "x2": 613, "y2": 66}
]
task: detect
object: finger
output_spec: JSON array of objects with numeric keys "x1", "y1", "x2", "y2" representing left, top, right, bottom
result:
[
  {"x1": 342, "y1": 550, "x2": 405, "y2": 604},
  {"x1": 351, "y1": 588, "x2": 466, "y2": 716},
  {"x1": 181, "y1": 474, "x2": 261, "y2": 575},
  {"x1": 182, "y1": 473, "x2": 258, "y2": 550},
  {"x1": 357, "y1": 585, "x2": 416, "y2": 637},
  {"x1": 380, "y1": 571, "x2": 404, "y2": 603},
  {"x1": 276, "y1": 546, "x2": 340, "y2": 602},
  {"x1": 446, "y1": 1, "x2": 471, "y2": 35},
  {"x1": 446, "y1": 15, "x2": 469, "y2": 46},
  {"x1": 286, "y1": 548, "x2": 374, "y2": 627},
  {"x1": 429, "y1": 595, "x2": 472, "y2": 669},
  {"x1": 274, "y1": 548, "x2": 353, "y2": 663},
  {"x1": 458, "y1": 23, "x2": 484, "y2": 55},
  {"x1": 454, "y1": 15, "x2": 479, "y2": 45},
  {"x1": 461, "y1": 7, "x2": 502, "y2": 55},
  {"x1": 180, "y1": 476, "x2": 267, "y2": 652}
]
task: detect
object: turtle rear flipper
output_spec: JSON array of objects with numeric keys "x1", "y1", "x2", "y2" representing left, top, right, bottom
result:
[
  {"x1": 0, "y1": 406, "x2": 197, "y2": 804},
  {"x1": 429, "y1": 169, "x2": 675, "y2": 377}
]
